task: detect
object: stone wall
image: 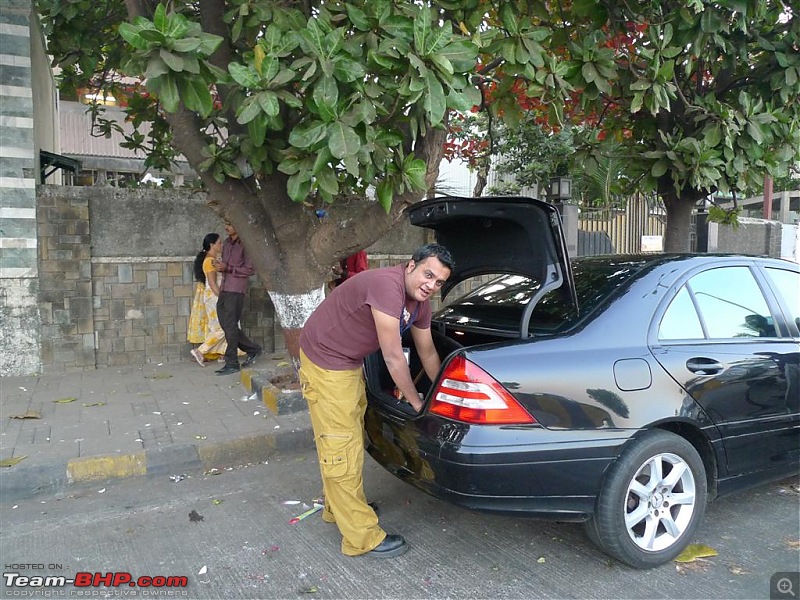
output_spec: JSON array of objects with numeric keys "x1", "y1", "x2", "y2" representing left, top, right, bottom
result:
[
  {"x1": 35, "y1": 186, "x2": 278, "y2": 373},
  {"x1": 29, "y1": 185, "x2": 424, "y2": 375},
  {"x1": 706, "y1": 218, "x2": 784, "y2": 257}
]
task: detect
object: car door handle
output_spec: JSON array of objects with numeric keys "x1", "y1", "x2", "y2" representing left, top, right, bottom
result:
[{"x1": 686, "y1": 358, "x2": 723, "y2": 375}]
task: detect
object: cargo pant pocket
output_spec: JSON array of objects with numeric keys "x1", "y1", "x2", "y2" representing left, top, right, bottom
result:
[{"x1": 317, "y1": 433, "x2": 354, "y2": 480}]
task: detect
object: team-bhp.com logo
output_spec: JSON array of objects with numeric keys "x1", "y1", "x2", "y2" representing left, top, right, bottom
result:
[{"x1": 4, "y1": 571, "x2": 188, "y2": 590}]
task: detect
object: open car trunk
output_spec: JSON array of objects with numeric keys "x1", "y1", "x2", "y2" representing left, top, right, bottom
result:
[{"x1": 364, "y1": 195, "x2": 577, "y2": 416}]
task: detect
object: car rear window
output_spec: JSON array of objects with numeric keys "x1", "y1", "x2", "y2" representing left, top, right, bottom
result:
[{"x1": 437, "y1": 258, "x2": 648, "y2": 334}]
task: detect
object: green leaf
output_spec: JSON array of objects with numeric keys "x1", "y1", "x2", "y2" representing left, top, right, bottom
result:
[
  {"x1": 315, "y1": 168, "x2": 339, "y2": 195},
  {"x1": 139, "y1": 29, "x2": 167, "y2": 44},
  {"x1": 153, "y1": 3, "x2": 167, "y2": 32},
  {"x1": 403, "y1": 157, "x2": 427, "y2": 191},
  {"x1": 154, "y1": 73, "x2": 180, "y2": 112},
  {"x1": 237, "y1": 96, "x2": 263, "y2": 125},
  {"x1": 447, "y1": 85, "x2": 481, "y2": 111},
  {"x1": 118, "y1": 23, "x2": 148, "y2": 50},
  {"x1": 333, "y1": 58, "x2": 366, "y2": 83},
  {"x1": 631, "y1": 92, "x2": 644, "y2": 114},
  {"x1": 172, "y1": 37, "x2": 201, "y2": 53},
  {"x1": 313, "y1": 76, "x2": 339, "y2": 122},
  {"x1": 145, "y1": 57, "x2": 171, "y2": 80},
  {"x1": 376, "y1": 180, "x2": 393, "y2": 212},
  {"x1": 327, "y1": 122, "x2": 360, "y2": 158},
  {"x1": 651, "y1": 160, "x2": 669, "y2": 178},
  {"x1": 413, "y1": 7, "x2": 433, "y2": 55},
  {"x1": 257, "y1": 91, "x2": 280, "y2": 117},
  {"x1": 289, "y1": 120, "x2": 328, "y2": 149},
  {"x1": 703, "y1": 125, "x2": 722, "y2": 148},
  {"x1": 437, "y1": 40, "x2": 478, "y2": 72},
  {"x1": 312, "y1": 147, "x2": 334, "y2": 175},
  {"x1": 0, "y1": 456, "x2": 27, "y2": 467},
  {"x1": 346, "y1": 3, "x2": 371, "y2": 31},
  {"x1": 582, "y1": 62, "x2": 599, "y2": 83},
  {"x1": 180, "y1": 77, "x2": 213, "y2": 117},
  {"x1": 248, "y1": 114, "x2": 267, "y2": 147},
  {"x1": 160, "y1": 49, "x2": 185, "y2": 72},
  {"x1": 658, "y1": 60, "x2": 675, "y2": 81},
  {"x1": 375, "y1": 127, "x2": 405, "y2": 147},
  {"x1": 423, "y1": 71, "x2": 446, "y2": 126},
  {"x1": 747, "y1": 122, "x2": 764, "y2": 144},
  {"x1": 430, "y1": 54, "x2": 454, "y2": 77},
  {"x1": 499, "y1": 3, "x2": 519, "y2": 36},
  {"x1": 229, "y1": 63, "x2": 260, "y2": 88},
  {"x1": 259, "y1": 57, "x2": 280, "y2": 83},
  {"x1": 197, "y1": 33, "x2": 223, "y2": 57},
  {"x1": 287, "y1": 171, "x2": 312, "y2": 202},
  {"x1": 381, "y1": 15, "x2": 413, "y2": 40}
]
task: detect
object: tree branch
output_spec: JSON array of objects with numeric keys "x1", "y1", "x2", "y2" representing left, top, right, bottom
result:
[{"x1": 198, "y1": 0, "x2": 244, "y2": 137}]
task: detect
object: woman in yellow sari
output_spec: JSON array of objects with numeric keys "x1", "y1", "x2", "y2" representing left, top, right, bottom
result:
[{"x1": 189, "y1": 233, "x2": 228, "y2": 366}]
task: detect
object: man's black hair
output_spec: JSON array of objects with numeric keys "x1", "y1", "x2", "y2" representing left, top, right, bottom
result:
[{"x1": 411, "y1": 243, "x2": 455, "y2": 271}]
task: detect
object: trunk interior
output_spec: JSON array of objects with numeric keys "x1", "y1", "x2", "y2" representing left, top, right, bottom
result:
[{"x1": 364, "y1": 326, "x2": 510, "y2": 415}]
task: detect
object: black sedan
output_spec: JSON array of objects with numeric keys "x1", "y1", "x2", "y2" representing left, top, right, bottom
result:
[{"x1": 364, "y1": 196, "x2": 800, "y2": 569}]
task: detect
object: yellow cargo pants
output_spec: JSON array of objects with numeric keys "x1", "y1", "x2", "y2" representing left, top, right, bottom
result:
[{"x1": 298, "y1": 350, "x2": 385, "y2": 556}]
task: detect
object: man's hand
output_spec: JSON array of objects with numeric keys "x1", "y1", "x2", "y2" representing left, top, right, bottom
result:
[{"x1": 399, "y1": 392, "x2": 424, "y2": 413}]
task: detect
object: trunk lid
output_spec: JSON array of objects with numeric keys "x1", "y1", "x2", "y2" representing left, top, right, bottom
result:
[{"x1": 408, "y1": 196, "x2": 578, "y2": 336}]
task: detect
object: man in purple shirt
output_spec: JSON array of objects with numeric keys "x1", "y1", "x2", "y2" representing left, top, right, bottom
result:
[
  {"x1": 212, "y1": 222, "x2": 262, "y2": 375},
  {"x1": 299, "y1": 243, "x2": 453, "y2": 558}
]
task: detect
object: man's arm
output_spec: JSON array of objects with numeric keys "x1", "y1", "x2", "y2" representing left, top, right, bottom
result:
[
  {"x1": 230, "y1": 246, "x2": 255, "y2": 278},
  {"x1": 372, "y1": 307, "x2": 423, "y2": 412},
  {"x1": 216, "y1": 246, "x2": 255, "y2": 279},
  {"x1": 410, "y1": 325, "x2": 441, "y2": 382}
]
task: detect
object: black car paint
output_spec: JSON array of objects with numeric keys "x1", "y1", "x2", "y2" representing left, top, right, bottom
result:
[{"x1": 364, "y1": 254, "x2": 799, "y2": 520}]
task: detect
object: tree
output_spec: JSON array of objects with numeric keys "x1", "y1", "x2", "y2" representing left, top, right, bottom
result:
[
  {"x1": 447, "y1": 1, "x2": 799, "y2": 251},
  {"x1": 38, "y1": 0, "x2": 485, "y2": 356},
  {"x1": 37, "y1": 0, "x2": 799, "y2": 357}
]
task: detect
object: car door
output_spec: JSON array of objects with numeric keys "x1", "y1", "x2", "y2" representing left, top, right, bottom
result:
[{"x1": 649, "y1": 261, "x2": 799, "y2": 482}]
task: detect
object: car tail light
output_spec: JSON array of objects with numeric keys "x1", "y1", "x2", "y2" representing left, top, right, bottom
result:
[{"x1": 429, "y1": 356, "x2": 536, "y2": 425}]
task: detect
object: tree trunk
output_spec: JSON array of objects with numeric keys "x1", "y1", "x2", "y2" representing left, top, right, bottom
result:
[{"x1": 662, "y1": 189, "x2": 697, "y2": 252}]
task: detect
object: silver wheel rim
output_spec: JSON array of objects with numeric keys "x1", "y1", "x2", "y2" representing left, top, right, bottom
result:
[{"x1": 623, "y1": 451, "x2": 697, "y2": 552}]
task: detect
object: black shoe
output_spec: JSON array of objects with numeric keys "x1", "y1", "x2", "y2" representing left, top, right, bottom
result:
[
  {"x1": 215, "y1": 365, "x2": 241, "y2": 376},
  {"x1": 367, "y1": 534, "x2": 408, "y2": 558},
  {"x1": 241, "y1": 349, "x2": 262, "y2": 368},
  {"x1": 368, "y1": 501, "x2": 381, "y2": 517}
]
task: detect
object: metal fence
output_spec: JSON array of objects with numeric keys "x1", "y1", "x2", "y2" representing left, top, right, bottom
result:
[{"x1": 577, "y1": 193, "x2": 667, "y2": 256}]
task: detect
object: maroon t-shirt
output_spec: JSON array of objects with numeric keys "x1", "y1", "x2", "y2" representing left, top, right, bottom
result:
[{"x1": 300, "y1": 264, "x2": 432, "y2": 370}]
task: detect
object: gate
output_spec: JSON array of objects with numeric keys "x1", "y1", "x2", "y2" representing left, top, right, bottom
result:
[{"x1": 577, "y1": 193, "x2": 667, "y2": 256}]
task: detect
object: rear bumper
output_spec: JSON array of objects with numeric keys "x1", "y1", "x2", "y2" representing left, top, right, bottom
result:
[{"x1": 364, "y1": 406, "x2": 632, "y2": 521}]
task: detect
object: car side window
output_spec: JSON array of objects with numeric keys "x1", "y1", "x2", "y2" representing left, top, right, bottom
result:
[
  {"x1": 764, "y1": 267, "x2": 800, "y2": 332},
  {"x1": 659, "y1": 266, "x2": 775, "y2": 340},
  {"x1": 659, "y1": 287, "x2": 705, "y2": 340},
  {"x1": 690, "y1": 267, "x2": 774, "y2": 338}
]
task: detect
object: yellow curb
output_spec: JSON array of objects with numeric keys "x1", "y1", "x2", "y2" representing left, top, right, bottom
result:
[
  {"x1": 197, "y1": 435, "x2": 276, "y2": 466},
  {"x1": 240, "y1": 369, "x2": 254, "y2": 392},
  {"x1": 67, "y1": 453, "x2": 146, "y2": 483},
  {"x1": 261, "y1": 383, "x2": 279, "y2": 415}
]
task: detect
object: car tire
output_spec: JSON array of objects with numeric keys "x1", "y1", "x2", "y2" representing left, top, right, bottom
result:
[{"x1": 585, "y1": 430, "x2": 707, "y2": 569}]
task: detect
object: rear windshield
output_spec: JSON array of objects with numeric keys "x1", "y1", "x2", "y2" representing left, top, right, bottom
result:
[{"x1": 436, "y1": 258, "x2": 648, "y2": 335}]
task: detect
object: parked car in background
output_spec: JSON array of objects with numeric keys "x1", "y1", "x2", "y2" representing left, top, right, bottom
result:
[{"x1": 364, "y1": 196, "x2": 800, "y2": 569}]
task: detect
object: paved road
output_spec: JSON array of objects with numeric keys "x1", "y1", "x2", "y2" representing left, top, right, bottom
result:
[{"x1": 1, "y1": 448, "x2": 797, "y2": 600}]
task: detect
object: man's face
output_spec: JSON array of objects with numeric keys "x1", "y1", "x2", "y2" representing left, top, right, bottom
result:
[
  {"x1": 404, "y1": 257, "x2": 450, "y2": 302},
  {"x1": 224, "y1": 222, "x2": 237, "y2": 239}
]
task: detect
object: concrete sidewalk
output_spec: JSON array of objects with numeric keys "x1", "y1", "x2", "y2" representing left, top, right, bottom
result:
[{"x1": 0, "y1": 352, "x2": 313, "y2": 502}]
